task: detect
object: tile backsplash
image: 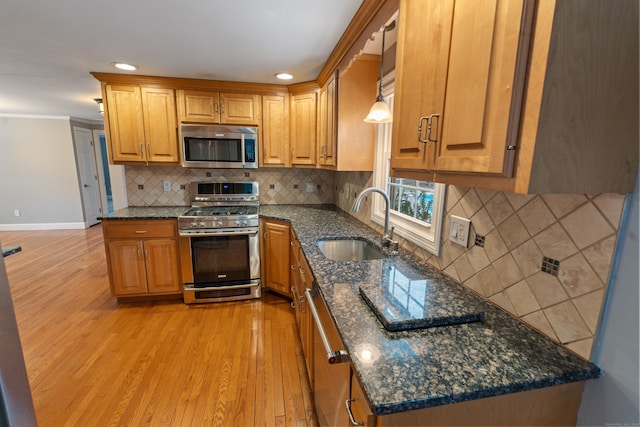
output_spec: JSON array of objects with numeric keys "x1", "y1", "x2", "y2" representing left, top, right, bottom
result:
[
  {"x1": 336, "y1": 171, "x2": 627, "y2": 361},
  {"x1": 125, "y1": 166, "x2": 335, "y2": 205}
]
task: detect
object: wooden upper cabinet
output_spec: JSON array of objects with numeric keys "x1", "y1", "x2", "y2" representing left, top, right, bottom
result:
[
  {"x1": 261, "y1": 94, "x2": 289, "y2": 167},
  {"x1": 105, "y1": 84, "x2": 146, "y2": 162},
  {"x1": 391, "y1": 0, "x2": 533, "y2": 176},
  {"x1": 220, "y1": 93, "x2": 261, "y2": 125},
  {"x1": 391, "y1": 0, "x2": 638, "y2": 194},
  {"x1": 178, "y1": 90, "x2": 220, "y2": 123},
  {"x1": 317, "y1": 57, "x2": 379, "y2": 171},
  {"x1": 317, "y1": 76, "x2": 337, "y2": 168},
  {"x1": 290, "y1": 91, "x2": 318, "y2": 167},
  {"x1": 178, "y1": 90, "x2": 261, "y2": 125},
  {"x1": 105, "y1": 84, "x2": 179, "y2": 164},
  {"x1": 141, "y1": 87, "x2": 179, "y2": 163}
]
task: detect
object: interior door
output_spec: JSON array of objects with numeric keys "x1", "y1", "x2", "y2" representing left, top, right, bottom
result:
[{"x1": 73, "y1": 127, "x2": 102, "y2": 226}]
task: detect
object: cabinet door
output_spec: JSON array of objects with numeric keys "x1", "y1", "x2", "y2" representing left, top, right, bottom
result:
[
  {"x1": 179, "y1": 90, "x2": 220, "y2": 123},
  {"x1": 107, "y1": 240, "x2": 148, "y2": 295},
  {"x1": 105, "y1": 85, "x2": 146, "y2": 162},
  {"x1": 261, "y1": 95, "x2": 289, "y2": 167},
  {"x1": 431, "y1": 0, "x2": 533, "y2": 175},
  {"x1": 317, "y1": 76, "x2": 337, "y2": 167},
  {"x1": 143, "y1": 239, "x2": 181, "y2": 294},
  {"x1": 262, "y1": 221, "x2": 292, "y2": 297},
  {"x1": 350, "y1": 374, "x2": 376, "y2": 427},
  {"x1": 220, "y1": 93, "x2": 261, "y2": 125},
  {"x1": 141, "y1": 87, "x2": 179, "y2": 163},
  {"x1": 290, "y1": 92, "x2": 317, "y2": 166}
]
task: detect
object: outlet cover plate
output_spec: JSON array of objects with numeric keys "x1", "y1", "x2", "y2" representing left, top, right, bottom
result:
[
  {"x1": 163, "y1": 180, "x2": 171, "y2": 192},
  {"x1": 449, "y1": 215, "x2": 471, "y2": 247}
]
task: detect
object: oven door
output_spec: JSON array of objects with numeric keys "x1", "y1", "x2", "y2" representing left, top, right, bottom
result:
[{"x1": 181, "y1": 227, "x2": 261, "y2": 303}]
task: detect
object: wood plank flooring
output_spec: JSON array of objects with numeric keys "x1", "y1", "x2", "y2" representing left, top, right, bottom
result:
[{"x1": 0, "y1": 226, "x2": 317, "y2": 427}]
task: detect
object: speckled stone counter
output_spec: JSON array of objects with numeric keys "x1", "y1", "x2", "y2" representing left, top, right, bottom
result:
[
  {"x1": 99, "y1": 206, "x2": 189, "y2": 220},
  {"x1": 260, "y1": 204, "x2": 600, "y2": 416},
  {"x1": 2, "y1": 246, "x2": 21, "y2": 257}
]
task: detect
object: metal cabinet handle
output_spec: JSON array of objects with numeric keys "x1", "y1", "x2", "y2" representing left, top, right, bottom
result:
[
  {"x1": 427, "y1": 113, "x2": 439, "y2": 143},
  {"x1": 135, "y1": 230, "x2": 147, "y2": 234},
  {"x1": 144, "y1": 250, "x2": 149, "y2": 260},
  {"x1": 220, "y1": 103, "x2": 225, "y2": 114},
  {"x1": 418, "y1": 114, "x2": 440, "y2": 144},
  {"x1": 418, "y1": 116, "x2": 429, "y2": 143},
  {"x1": 345, "y1": 399, "x2": 364, "y2": 426},
  {"x1": 305, "y1": 288, "x2": 348, "y2": 364}
]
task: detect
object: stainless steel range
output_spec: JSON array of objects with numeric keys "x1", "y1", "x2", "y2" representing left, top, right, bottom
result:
[{"x1": 178, "y1": 181, "x2": 260, "y2": 303}]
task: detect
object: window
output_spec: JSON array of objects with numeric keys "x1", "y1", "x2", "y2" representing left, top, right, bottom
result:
[{"x1": 371, "y1": 71, "x2": 445, "y2": 256}]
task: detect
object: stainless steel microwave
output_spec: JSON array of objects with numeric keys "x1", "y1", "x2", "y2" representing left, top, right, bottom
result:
[{"x1": 180, "y1": 124, "x2": 258, "y2": 169}]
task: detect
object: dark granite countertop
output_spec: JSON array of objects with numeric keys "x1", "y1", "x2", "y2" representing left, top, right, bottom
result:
[
  {"x1": 2, "y1": 246, "x2": 22, "y2": 258},
  {"x1": 260, "y1": 204, "x2": 600, "y2": 416},
  {"x1": 99, "y1": 206, "x2": 189, "y2": 220}
]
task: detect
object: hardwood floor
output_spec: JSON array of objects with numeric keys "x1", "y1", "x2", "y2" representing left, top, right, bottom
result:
[{"x1": 0, "y1": 226, "x2": 317, "y2": 426}]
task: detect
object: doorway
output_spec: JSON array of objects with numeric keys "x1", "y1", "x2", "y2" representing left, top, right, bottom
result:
[{"x1": 73, "y1": 127, "x2": 102, "y2": 226}]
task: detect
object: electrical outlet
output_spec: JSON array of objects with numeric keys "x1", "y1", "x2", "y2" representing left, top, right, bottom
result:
[
  {"x1": 449, "y1": 215, "x2": 471, "y2": 247},
  {"x1": 305, "y1": 183, "x2": 314, "y2": 193},
  {"x1": 163, "y1": 180, "x2": 171, "y2": 192},
  {"x1": 14, "y1": 209, "x2": 20, "y2": 217}
]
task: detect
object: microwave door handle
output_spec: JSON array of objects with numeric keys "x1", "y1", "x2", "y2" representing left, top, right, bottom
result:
[{"x1": 241, "y1": 135, "x2": 246, "y2": 168}]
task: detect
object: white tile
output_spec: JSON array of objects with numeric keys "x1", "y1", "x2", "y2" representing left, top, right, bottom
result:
[
  {"x1": 505, "y1": 280, "x2": 541, "y2": 316},
  {"x1": 492, "y1": 254, "x2": 524, "y2": 289},
  {"x1": 522, "y1": 310, "x2": 559, "y2": 342},
  {"x1": 581, "y1": 235, "x2": 617, "y2": 283},
  {"x1": 533, "y1": 223, "x2": 579, "y2": 261},
  {"x1": 561, "y1": 202, "x2": 615, "y2": 250},
  {"x1": 497, "y1": 214, "x2": 530, "y2": 250},
  {"x1": 544, "y1": 301, "x2": 592, "y2": 343},
  {"x1": 485, "y1": 192, "x2": 514, "y2": 226},
  {"x1": 504, "y1": 192, "x2": 535, "y2": 211},
  {"x1": 593, "y1": 193, "x2": 627, "y2": 230},
  {"x1": 517, "y1": 196, "x2": 556, "y2": 237},
  {"x1": 558, "y1": 253, "x2": 605, "y2": 298},
  {"x1": 541, "y1": 194, "x2": 588, "y2": 219},
  {"x1": 526, "y1": 271, "x2": 569, "y2": 308},
  {"x1": 573, "y1": 289, "x2": 605, "y2": 335},
  {"x1": 511, "y1": 239, "x2": 543, "y2": 278}
]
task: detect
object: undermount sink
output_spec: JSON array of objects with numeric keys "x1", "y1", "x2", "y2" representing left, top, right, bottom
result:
[{"x1": 317, "y1": 238, "x2": 387, "y2": 262}]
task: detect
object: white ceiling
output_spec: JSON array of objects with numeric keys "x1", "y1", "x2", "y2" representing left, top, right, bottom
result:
[{"x1": 0, "y1": 0, "x2": 364, "y2": 120}]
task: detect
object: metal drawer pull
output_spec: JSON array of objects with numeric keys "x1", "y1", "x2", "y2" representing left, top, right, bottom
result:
[
  {"x1": 135, "y1": 230, "x2": 147, "y2": 234},
  {"x1": 305, "y1": 288, "x2": 348, "y2": 364},
  {"x1": 418, "y1": 116, "x2": 429, "y2": 143},
  {"x1": 345, "y1": 399, "x2": 364, "y2": 426}
]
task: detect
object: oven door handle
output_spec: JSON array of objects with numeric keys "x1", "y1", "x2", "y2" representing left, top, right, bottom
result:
[
  {"x1": 179, "y1": 228, "x2": 259, "y2": 237},
  {"x1": 185, "y1": 282, "x2": 260, "y2": 292}
]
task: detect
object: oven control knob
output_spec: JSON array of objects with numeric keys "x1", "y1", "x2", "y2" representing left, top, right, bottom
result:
[
  {"x1": 198, "y1": 222, "x2": 206, "y2": 228},
  {"x1": 241, "y1": 220, "x2": 248, "y2": 226},
  {"x1": 190, "y1": 221, "x2": 198, "y2": 228},
  {"x1": 217, "y1": 221, "x2": 223, "y2": 227}
]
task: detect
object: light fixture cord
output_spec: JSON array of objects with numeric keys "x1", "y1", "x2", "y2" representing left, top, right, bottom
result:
[{"x1": 376, "y1": 25, "x2": 387, "y2": 102}]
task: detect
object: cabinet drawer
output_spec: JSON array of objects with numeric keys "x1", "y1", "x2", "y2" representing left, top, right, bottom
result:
[{"x1": 102, "y1": 220, "x2": 176, "y2": 239}]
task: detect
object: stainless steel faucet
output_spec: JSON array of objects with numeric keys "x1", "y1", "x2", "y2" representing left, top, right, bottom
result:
[{"x1": 352, "y1": 187, "x2": 398, "y2": 251}]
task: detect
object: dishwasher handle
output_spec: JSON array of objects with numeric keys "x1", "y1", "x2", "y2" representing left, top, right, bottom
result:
[{"x1": 305, "y1": 288, "x2": 349, "y2": 364}]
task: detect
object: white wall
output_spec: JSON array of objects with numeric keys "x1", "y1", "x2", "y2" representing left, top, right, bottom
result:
[
  {"x1": 0, "y1": 115, "x2": 85, "y2": 229},
  {"x1": 578, "y1": 172, "x2": 640, "y2": 425}
]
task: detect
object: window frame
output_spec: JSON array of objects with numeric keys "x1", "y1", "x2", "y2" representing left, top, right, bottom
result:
[{"x1": 371, "y1": 71, "x2": 446, "y2": 256}]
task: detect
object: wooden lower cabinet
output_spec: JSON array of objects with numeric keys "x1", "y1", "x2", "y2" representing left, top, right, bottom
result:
[
  {"x1": 261, "y1": 219, "x2": 292, "y2": 298},
  {"x1": 290, "y1": 230, "x2": 314, "y2": 383},
  {"x1": 349, "y1": 374, "x2": 584, "y2": 426},
  {"x1": 102, "y1": 220, "x2": 181, "y2": 297}
]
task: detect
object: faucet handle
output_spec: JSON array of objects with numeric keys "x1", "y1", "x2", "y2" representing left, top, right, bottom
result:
[{"x1": 388, "y1": 225, "x2": 395, "y2": 241}]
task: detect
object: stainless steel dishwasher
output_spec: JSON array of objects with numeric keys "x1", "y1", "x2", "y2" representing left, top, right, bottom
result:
[{"x1": 306, "y1": 288, "x2": 351, "y2": 426}]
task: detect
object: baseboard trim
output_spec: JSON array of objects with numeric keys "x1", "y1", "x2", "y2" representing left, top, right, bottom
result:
[{"x1": 0, "y1": 222, "x2": 87, "y2": 231}]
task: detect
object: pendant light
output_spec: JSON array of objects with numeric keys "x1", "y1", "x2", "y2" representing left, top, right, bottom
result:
[{"x1": 364, "y1": 20, "x2": 396, "y2": 123}]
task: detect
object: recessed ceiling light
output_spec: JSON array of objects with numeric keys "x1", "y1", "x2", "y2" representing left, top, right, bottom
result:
[
  {"x1": 111, "y1": 62, "x2": 138, "y2": 71},
  {"x1": 275, "y1": 73, "x2": 293, "y2": 80}
]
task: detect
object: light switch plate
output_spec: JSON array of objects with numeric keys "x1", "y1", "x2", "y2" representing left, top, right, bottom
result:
[
  {"x1": 449, "y1": 215, "x2": 471, "y2": 247},
  {"x1": 163, "y1": 180, "x2": 171, "y2": 192}
]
